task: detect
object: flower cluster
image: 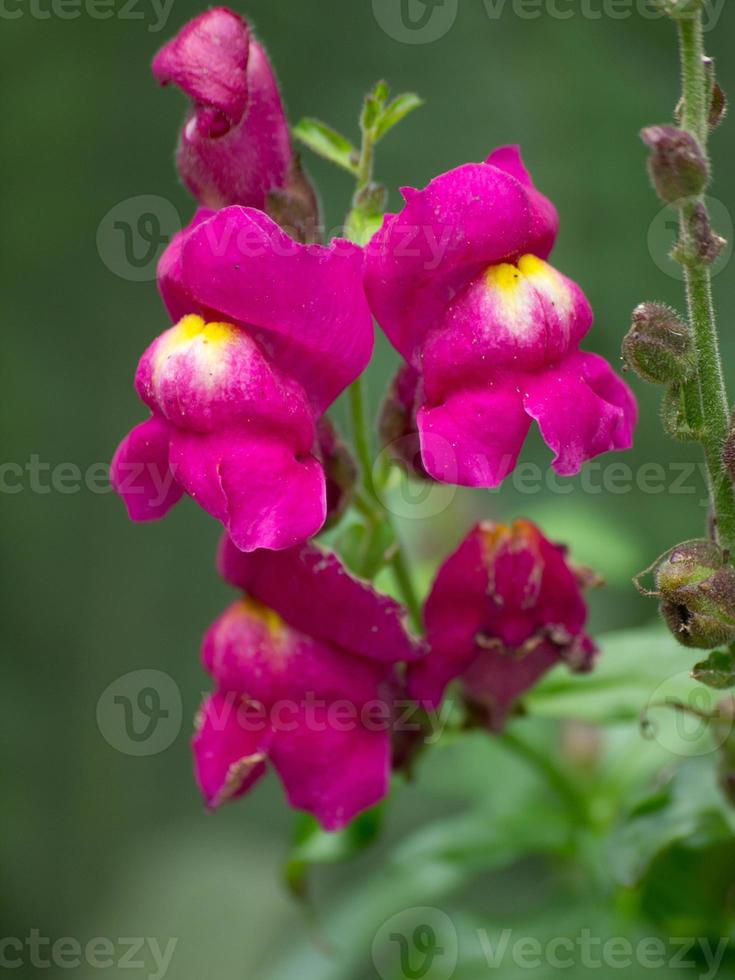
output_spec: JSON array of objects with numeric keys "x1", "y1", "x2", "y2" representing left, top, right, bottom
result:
[{"x1": 110, "y1": 9, "x2": 636, "y2": 830}]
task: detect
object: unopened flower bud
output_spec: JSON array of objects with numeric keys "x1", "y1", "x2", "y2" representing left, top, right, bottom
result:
[
  {"x1": 687, "y1": 203, "x2": 727, "y2": 265},
  {"x1": 153, "y1": 7, "x2": 320, "y2": 237},
  {"x1": 649, "y1": 540, "x2": 735, "y2": 649},
  {"x1": 641, "y1": 125, "x2": 709, "y2": 203},
  {"x1": 622, "y1": 303, "x2": 694, "y2": 384}
]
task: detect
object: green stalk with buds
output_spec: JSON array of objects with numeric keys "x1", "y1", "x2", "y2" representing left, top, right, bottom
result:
[{"x1": 625, "y1": 0, "x2": 735, "y2": 674}]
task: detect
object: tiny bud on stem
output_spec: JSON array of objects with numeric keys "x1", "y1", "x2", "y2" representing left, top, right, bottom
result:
[
  {"x1": 622, "y1": 302, "x2": 694, "y2": 384},
  {"x1": 637, "y1": 540, "x2": 735, "y2": 649},
  {"x1": 641, "y1": 125, "x2": 709, "y2": 203}
]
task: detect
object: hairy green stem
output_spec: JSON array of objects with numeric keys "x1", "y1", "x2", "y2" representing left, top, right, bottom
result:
[{"x1": 675, "y1": 13, "x2": 735, "y2": 551}]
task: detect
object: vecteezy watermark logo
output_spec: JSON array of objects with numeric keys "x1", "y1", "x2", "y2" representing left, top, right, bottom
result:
[
  {"x1": 0, "y1": 932, "x2": 177, "y2": 979},
  {"x1": 0, "y1": 0, "x2": 177, "y2": 32},
  {"x1": 371, "y1": 0, "x2": 725, "y2": 42},
  {"x1": 641, "y1": 669, "x2": 730, "y2": 759},
  {"x1": 372, "y1": 907, "x2": 458, "y2": 980},
  {"x1": 97, "y1": 195, "x2": 181, "y2": 282},
  {"x1": 648, "y1": 195, "x2": 732, "y2": 282},
  {"x1": 372, "y1": 0, "x2": 458, "y2": 43},
  {"x1": 97, "y1": 669, "x2": 182, "y2": 756}
]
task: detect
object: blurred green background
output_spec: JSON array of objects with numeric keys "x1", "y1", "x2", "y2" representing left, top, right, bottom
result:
[{"x1": 5, "y1": 0, "x2": 735, "y2": 976}]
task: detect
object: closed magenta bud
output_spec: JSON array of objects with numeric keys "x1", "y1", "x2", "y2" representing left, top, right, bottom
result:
[
  {"x1": 622, "y1": 303, "x2": 694, "y2": 385},
  {"x1": 641, "y1": 125, "x2": 709, "y2": 204}
]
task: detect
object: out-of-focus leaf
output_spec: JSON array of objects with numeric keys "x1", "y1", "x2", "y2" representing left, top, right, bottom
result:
[
  {"x1": 692, "y1": 648, "x2": 735, "y2": 689},
  {"x1": 527, "y1": 624, "x2": 720, "y2": 727},
  {"x1": 637, "y1": 838, "x2": 735, "y2": 940},
  {"x1": 522, "y1": 498, "x2": 645, "y2": 585},
  {"x1": 336, "y1": 519, "x2": 396, "y2": 579},
  {"x1": 393, "y1": 804, "x2": 571, "y2": 874},
  {"x1": 607, "y1": 756, "x2": 735, "y2": 888},
  {"x1": 283, "y1": 806, "x2": 383, "y2": 899},
  {"x1": 270, "y1": 803, "x2": 569, "y2": 980},
  {"x1": 292, "y1": 118, "x2": 358, "y2": 174}
]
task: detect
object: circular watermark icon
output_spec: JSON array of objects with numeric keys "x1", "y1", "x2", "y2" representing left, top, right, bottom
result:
[
  {"x1": 97, "y1": 669, "x2": 182, "y2": 756},
  {"x1": 372, "y1": 906, "x2": 458, "y2": 980},
  {"x1": 97, "y1": 194, "x2": 181, "y2": 282},
  {"x1": 647, "y1": 195, "x2": 732, "y2": 282},
  {"x1": 641, "y1": 669, "x2": 731, "y2": 758},
  {"x1": 374, "y1": 443, "x2": 457, "y2": 521},
  {"x1": 372, "y1": 0, "x2": 458, "y2": 44}
]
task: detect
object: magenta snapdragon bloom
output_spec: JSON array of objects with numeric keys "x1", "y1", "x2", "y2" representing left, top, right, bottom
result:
[
  {"x1": 408, "y1": 520, "x2": 597, "y2": 728},
  {"x1": 152, "y1": 8, "x2": 293, "y2": 211},
  {"x1": 365, "y1": 147, "x2": 637, "y2": 486},
  {"x1": 194, "y1": 536, "x2": 424, "y2": 830},
  {"x1": 111, "y1": 207, "x2": 372, "y2": 551}
]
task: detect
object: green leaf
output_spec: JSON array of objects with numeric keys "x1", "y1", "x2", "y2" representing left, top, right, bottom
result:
[
  {"x1": 292, "y1": 118, "x2": 358, "y2": 174},
  {"x1": 608, "y1": 757, "x2": 734, "y2": 885},
  {"x1": 527, "y1": 623, "x2": 721, "y2": 728},
  {"x1": 692, "y1": 648, "x2": 735, "y2": 689},
  {"x1": 374, "y1": 92, "x2": 424, "y2": 142},
  {"x1": 283, "y1": 806, "x2": 383, "y2": 899}
]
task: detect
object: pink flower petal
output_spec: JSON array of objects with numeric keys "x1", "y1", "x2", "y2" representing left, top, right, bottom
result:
[
  {"x1": 522, "y1": 350, "x2": 638, "y2": 476},
  {"x1": 157, "y1": 208, "x2": 215, "y2": 321},
  {"x1": 135, "y1": 315, "x2": 315, "y2": 441},
  {"x1": 193, "y1": 691, "x2": 269, "y2": 809},
  {"x1": 198, "y1": 599, "x2": 395, "y2": 827},
  {"x1": 169, "y1": 428, "x2": 326, "y2": 551},
  {"x1": 169, "y1": 208, "x2": 373, "y2": 411},
  {"x1": 420, "y1": 256, "x2": 593, "y2": 399},
  {"x1": 485, "y1": 145, "x2": 559, "y2": 259},
  {"x1": 416, "y1": 381, "x2": 531, "y2": 487},
  {"x1": 152, "y1": 8, "x2": 251, "y2": 124},
  {"x1": 364, "y1": 148, "x2": 557, "y2": 363},
  {"x1": 110, "y1": 416, "x2": 183, "y2": 521},
  {"x1": 408, "y1": 521, "x2": 596, "y2": 718},
  {"x1": 218, "y1": 536, "x2": 425, "y2": 663},
  {"x1": 270, "y1": 715, "x2": 390, "y2": 831},
  {"x1": 152, "y1": 9, "x2": 292, "y2": 210}
]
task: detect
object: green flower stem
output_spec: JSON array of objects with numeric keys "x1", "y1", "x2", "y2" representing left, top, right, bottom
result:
[
  {"x1": 675, "y1": 12, "x2": 735, "y2": 552},
  {"x1": 348, "y1": 375, "x2": 375, "y2": 495},
  {"x1": 344, "y1": 125, "x2": 422, "y2": 630}
]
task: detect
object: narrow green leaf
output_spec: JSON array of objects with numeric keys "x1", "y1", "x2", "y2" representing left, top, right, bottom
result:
[
  {"x1": 374, "y1": 92, "x2": 424, "y2": 142},
  {"x1": 292, "y1": 118, "x2": 358, "y2": 174},
  {"x1": 527, "y1": 624, "x2": 721, "y2": 725}
]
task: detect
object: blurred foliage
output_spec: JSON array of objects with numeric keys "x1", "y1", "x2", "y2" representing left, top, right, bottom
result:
[{"x1": 5, "y1": 0, "x2": 735, "y2": 977}]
